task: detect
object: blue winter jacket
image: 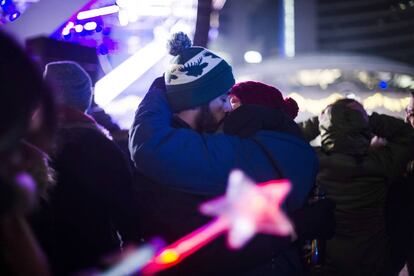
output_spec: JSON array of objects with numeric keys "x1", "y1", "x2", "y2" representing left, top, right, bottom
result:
[{"x1": 129, "y1": 77, "x2": 318, "y2": 212}]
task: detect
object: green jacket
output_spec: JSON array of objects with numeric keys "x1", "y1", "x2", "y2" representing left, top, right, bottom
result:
[{"x1": 300, "y1": 110, "x2": 414, "y2": 276}]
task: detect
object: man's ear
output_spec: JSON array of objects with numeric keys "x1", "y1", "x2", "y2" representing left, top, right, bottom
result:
[{"x1": 229, "y1": 95, "x2": 241, "y2": 110}]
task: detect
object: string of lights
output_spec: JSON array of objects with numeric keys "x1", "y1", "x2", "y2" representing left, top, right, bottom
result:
[{"x1": 288, "y1": 92, "x2": 412, "y2": 115}]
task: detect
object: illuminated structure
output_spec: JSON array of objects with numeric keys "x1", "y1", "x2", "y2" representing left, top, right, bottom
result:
[
  {"x1": 236, "y1": 53, "x2": 414, "y2": 120},
  {"x1": 50, "y1": 0, "x2": 199, "y2": 114}
]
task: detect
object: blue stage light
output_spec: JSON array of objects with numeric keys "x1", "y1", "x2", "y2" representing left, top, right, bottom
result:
[
  {"x1": 9, "y1": 10, "x2": 20, "y2": 21},
  {"x1": 63, "y1": 33, "x2": 72, "y2": 40},
  {"x1": 98, "y1": 44, "x2": 109, "y2": 55},
  {"x1": 1, "y1": 0, "x2": 20, "y2": 22},
  {"x1": 379, "y1": 80, "x2": 388, "y2": 89}
]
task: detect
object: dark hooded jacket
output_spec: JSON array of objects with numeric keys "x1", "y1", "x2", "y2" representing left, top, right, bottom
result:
[{"x1": 300, "y1": 104, "x2": 414, "y2": 276}]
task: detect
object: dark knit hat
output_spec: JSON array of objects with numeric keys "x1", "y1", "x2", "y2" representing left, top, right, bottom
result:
[
  {"x1": 44, "y1": 61, "x2": 92, "y2": 112},
  {"x1": 230, "y1": 81, "x2": 299, "y2": 119},
  {"x1": 164, "y1": 32, "x2": 235, "y2": 112}
]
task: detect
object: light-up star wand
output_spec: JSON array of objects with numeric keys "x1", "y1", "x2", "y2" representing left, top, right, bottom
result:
[{"x1": 141, "y1": 169, "x2": 294, "y2": 275}]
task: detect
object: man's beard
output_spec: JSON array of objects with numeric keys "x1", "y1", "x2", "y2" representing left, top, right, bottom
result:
[{"x1": 194, "y1": 105, "x2": 224, "y2": 133}]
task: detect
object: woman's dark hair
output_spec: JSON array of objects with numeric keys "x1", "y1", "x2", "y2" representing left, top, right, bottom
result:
[{"x1": 0, "y1": 31, "x2": 56, "y2": 153}]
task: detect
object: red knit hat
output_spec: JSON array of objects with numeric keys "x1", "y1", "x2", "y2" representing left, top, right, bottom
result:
[{"x1": 229, "y1": 81, "x2": 299, "y2": 119}]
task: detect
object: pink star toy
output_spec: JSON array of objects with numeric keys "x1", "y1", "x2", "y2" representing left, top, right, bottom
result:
[
  {"x1": 142, "y1": 170, "x2": 294, "y2": 275},
  {"x1": 201, "y1": 169, "x2": 294, "y2": 248}
]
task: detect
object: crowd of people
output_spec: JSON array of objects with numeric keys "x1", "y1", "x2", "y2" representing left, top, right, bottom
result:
[{"x1": 1, "y1": 30, "x2": 413, "y2": 276}]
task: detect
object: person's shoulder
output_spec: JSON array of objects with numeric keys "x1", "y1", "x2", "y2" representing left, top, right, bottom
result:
[
  {"x1": 255, "y1": 130, "x2": 313, "y2": 149},
  {"x1": 58, "y1": 126, "x2": 121, "y2": 152}
]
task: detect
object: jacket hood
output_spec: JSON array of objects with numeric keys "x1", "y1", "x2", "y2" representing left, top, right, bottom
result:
[{"x1": 319, "y1": 102, "x2": 371, "y2": 156}]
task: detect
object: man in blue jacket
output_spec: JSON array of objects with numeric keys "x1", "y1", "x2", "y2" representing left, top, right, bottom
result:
[{"x1": 129, "y1": 33, "x2": 319, "y2": 275}]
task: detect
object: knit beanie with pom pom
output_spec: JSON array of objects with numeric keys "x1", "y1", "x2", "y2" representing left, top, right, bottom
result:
[
  {"x1": 229, "y1": 81, "x2": 299, "y2": 120},
  {"x1": 164, "y1": 32, "x2": 235, "y2": 112}
]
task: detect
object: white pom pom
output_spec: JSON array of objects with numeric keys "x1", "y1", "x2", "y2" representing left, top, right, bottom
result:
[{"x1": 167, "y1": 32, "x2": 192, "y2": 56}]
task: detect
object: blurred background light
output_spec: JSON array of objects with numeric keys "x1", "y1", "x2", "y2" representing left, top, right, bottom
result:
[
  {"x1": 244, "y1": 51, "x2": 262, "y2": 64},
  {"x1": 77, "y1": 5, "x2": 119, "y2": 20},
  {"x1": 9, "y1": 10, "x2": 19, "y2": 21},
  {"x1": 283, "y1": 0, "x2": 295, "y2": 57},
  {"x1": 297, "y1": 69, "x2": 342, "y2": 89},
  {"x1": 74, "y1": 24, "x2": 83, "y2": 33},
  {"x1": 94, "y1": 39, "x2": 167, "y2": 107},
  {"x1": 379, "y1": 80, "x2": 388, "y2": 90},
  {"x1": 83, "y1": 21, "x2": 97, "y2": 31}
]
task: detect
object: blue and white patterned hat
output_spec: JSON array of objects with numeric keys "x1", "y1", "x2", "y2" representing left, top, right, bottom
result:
[{"x1": 165, "y1": 32, "x2": 235, "y2": 112}]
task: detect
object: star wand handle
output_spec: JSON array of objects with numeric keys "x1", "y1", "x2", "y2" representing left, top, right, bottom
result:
[{"x1": 142, "y1": 217, "x2": 229, "y2": 275}]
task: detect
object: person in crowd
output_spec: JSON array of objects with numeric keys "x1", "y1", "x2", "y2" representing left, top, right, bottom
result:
[
  {"x1": 0, "y1": 30, "x2": 56, "y2": 276},
  {"x1": 406, "y1": 92, "x2": 414, "y2": 129},
  {"x1": 32, "y1": 61, "x2": 140, "y2": 275},
  {"x1": 300, "y1": 98, "x2": 414, "y2": 276},
  {"x1": 383, "y1": 91, "x2": 414, "y2": 275},
  {"x1": 403, "y1": 92, "x2": 414, "y2": 274},
  {"x1": 129, "y1": 32, "x2": 319, "y2": 275},
  {"x1": 224, "y1": 81, "x2": 336, "y2": 273},
  {"x1": 223, "y1": 80, "x2": 303, "y2": 138},
  {"x1": 87, "y1": 100, "x2": 131, "y2": 158}
]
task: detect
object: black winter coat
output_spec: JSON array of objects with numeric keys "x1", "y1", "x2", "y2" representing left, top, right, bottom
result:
[
  {"x1": 32, "y1": 114, "x2": 140, "y2": 275},
  {"x1": 300, "y1": 110, "x2": 414, "y2": 276}
]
